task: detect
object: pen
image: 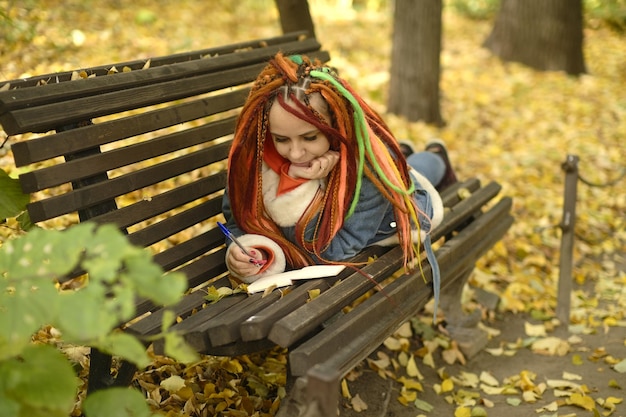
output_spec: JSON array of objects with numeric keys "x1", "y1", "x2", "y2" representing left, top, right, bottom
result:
[{"x1": 217, "y1": 222, "x2": 266, "y2": 267}]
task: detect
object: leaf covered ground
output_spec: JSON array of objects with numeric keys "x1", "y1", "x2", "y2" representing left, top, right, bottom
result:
[{"x1": 1, "y1": 1, "x2": 625, "y2": 416}]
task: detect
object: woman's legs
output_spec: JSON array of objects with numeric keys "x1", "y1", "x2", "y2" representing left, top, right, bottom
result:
[
  {"x1": 407, "y1": 151, "x2": 446, "y2": 186},
  {"x1": 404, "y1": 139, "x2": 458, "y2": 191}
]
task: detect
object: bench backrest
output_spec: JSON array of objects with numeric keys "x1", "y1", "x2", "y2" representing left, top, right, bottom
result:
[{"x1": 0, "y1": 32, "x2": 329, "y2": 315}]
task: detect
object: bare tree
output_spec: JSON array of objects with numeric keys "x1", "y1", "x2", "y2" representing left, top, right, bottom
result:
[
  {"x1": 387, "y1": 0, "x2": 444, "y2": 126},
  {"x1": 275, "y1": 0, "x2": 316, "y2": 37},
  {"x1": 484, "y1": 0, "x2": 586, "y2": 75}
]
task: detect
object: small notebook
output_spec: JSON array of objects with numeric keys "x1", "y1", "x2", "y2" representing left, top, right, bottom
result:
[{"x1": 246, "y1": 265, "x2": 346, "y2": 294}]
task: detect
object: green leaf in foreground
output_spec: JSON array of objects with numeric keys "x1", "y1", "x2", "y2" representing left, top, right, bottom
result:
[
  {"x1": 0, "y1": 169, "x2": 29, "y2": 219},
  {"x1": 83, "y1": 387, "x2": 157, "y2": 417},
  {"x1": 0, "y1": 344, "x2": 77, "y2": 417}
]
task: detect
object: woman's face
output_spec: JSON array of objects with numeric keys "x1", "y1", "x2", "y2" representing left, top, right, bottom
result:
[{"x1": 268, "y1": 95, "x2": 331, "y2": 167}]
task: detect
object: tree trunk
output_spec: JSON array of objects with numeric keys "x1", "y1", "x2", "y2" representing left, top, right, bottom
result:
[
  {"x1": 484, "y1": 0, "x2": 586, "y2": 75},
  {"x1": 275, "y1": 0, "x2": 316, "y2": 38},
  {"x1": 387, "y1": 0, "x2": 444, "y2": 126}
]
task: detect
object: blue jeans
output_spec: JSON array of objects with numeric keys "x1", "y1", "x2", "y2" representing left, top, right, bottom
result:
[{"x1": 407, "y1": 151, "x2": 445, "y2": 187}]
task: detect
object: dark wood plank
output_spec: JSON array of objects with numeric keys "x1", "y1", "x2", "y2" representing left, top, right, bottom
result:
[
  {"x1": 433, "y1": 181, "x2": 502, "y2": 240},
  {"x1": 19, "y1": 118, "x2": 235, "y2": 191},
  {"x1": 0, "y1": 31, "x2": 312, "y2": 90},
  {"x1": 127, "y1": 198, "x2": 222, "y2": 248},
  {"x1": 1, "y1": 49, "x2": 330, "y2": 135},
  {"x1": 268, "y1": 245, "x2": 407, "y2": 348},
  {"x1": 11, "y1": 90, "x2": 246, "y2": 166},
  {"x1": 151, "y1": 228, "x2": 225, "y2": 272},
  {"x1": 0, "y1": 37, "x2": 322, "y2": 114},
  {"x1": 239, "y1": 245, "x2": 391, "y2": 342},
  {"x1": 90, "y1": 171, "x2": 227, "y2": 230},
  {"x1": 25, "y1": 141, "x2": 230, "y2": 221},
  {"x1": 172, "y1": 248, "x2": 229, "y2": 290},
  {"x1": 134, "y1": 251, "x2": 229, "y2": 316}
]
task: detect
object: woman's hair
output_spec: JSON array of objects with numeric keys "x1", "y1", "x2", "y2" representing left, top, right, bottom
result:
[{"x1": 227, "y1": 53, "x2": 424, "y2": 269}]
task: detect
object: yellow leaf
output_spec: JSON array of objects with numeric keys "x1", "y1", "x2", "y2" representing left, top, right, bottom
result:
[
  {"x1": 341, "y1": 378, "x2": 351, "y2": 399},
  {"x1": 455, "y1": 406, "x2": 472, "y2": 417},
  {"x1": 524, "y1": 321, "x2": 547, "y2": 337},
  {"x1": 563, "y1": 371, "x2": 582, "y2": 380},
  {"x1": 441, "y1": 378, "x2": 455, "y2": 393},
  {"x1": 395, "y1": 321, "x2": 413, "y2": 338},
  {"x1": 351, "y1": 393, "x2": 368, "y2": 412},
  {"x1": 397, "y1": 376, "x2": 423, "y2": 391},
  {"x1": 423, "y1": 352, "x2": 435, "y2": 368},
  {"x1": 407, "y1": 354, "x2": 423, "y2": 378},
  {"x1": 479, "y1": 371, "x2": 499, "y2": 387},
  {"x1": 307, "y1": 288, "x2": 321, "y2": 300},
  {"x1": 160, "y1": 375, "x2": 186, "y2": 393},
  {"x1": 568, "y1": 392, "x2": 596, "y2": 410},
  {"x1": 384, "y1": 336, "x2": 402, "y2": 351}
]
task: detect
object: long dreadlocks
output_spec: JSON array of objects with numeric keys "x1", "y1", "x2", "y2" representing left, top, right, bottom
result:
[{"x1": 227, "y1": 53, "x2": 428, "y2": 270}]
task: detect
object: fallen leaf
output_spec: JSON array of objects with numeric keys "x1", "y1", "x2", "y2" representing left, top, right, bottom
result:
[
  {"x1": 414, "y1": 398, "x2": 434, "y2": 412},
  {"x1": 567, "y1": 392, "x2": 596, "y2": 411},
  {"x1": 351, "y1": 393, "x2": 368, "y2": 412},
  {"x1": 613, "y1": 358, "x2": 626, "y2": 373},
  {"x1": 160, "y1": 375, "x2": 186, "y2": 393},
  {"x1": 524, "y1": 321, "x2": 547, "y2": 337}
]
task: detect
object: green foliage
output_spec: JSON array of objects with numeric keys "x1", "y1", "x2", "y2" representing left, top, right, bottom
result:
[
  {"x1": 585, "y1": 0, "x2": 626, "y2": 31},
  {"x1": 448, "y1": 0, "x2": 500, "y2": 20},
  {"x1": 0, "y1": 170, "x2": 32, "y2": 231},
  {"x1": 83, "y1": 387, "x2": 159, "y2": 417},
  {"x1": 0, "y1": 222, "x2": 199, "y2": 416},
  {"x1": 0, "y1": 345, "x2": 77, "y2": 417}
]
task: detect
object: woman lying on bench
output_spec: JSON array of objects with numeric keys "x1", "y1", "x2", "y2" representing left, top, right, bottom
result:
[{"x1": 221, "y1": 53, "x2": 457, "y2": 307}]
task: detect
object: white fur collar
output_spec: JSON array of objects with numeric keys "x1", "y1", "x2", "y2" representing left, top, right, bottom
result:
[{"x1": 262, "y1": 163, "x2": 322, "y2": 227}]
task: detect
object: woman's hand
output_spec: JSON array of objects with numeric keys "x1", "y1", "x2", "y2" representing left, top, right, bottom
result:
[
  {"x1": 226, "y1": 247, "x2": 267, "y2": 278},
  {"x1": 288, "y1": 150, "x2": 340, "y2": 180}
]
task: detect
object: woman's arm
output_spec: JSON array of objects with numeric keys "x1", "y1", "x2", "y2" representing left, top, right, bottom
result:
[{"x1": 221, "y1": 187, "x2": 287, "y2": 282}]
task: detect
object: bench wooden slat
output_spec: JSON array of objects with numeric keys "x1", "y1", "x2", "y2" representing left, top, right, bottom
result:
[
  {"x1": 268, "y1": 245, "x2": 406, "y2": 348},
  {"x1": 434, "y1": 181, "x2": 502, "y2": 238},
  {"x1": 90, "y1": 172, "x2": 226, "y2": 231},
  {"x1": 205, "y1": 292, "x2": 289, "y2": 347},
  {"x1": 239, "y1": 245, "x2": 391, "y2": 342},
  {"x1": 11, "y1": 90, "x2": 246, "y2": 166},
  {"x1": 25, "y1": 142, "x2": 230, "y2": 222},
  {"x1": 151, "y1": 228, "x2": 225, "y2": 272},
  {"x1": 2, "y1": 66, "x2": 260, "y2": 135},
  {"x1": 0, "y1": 37, "x2": 322, "y2": 114},
  {"x1": 0, "y1": 31, "x2": 313, "y2": 90},
  {"x1": 19, "y1": 119, "x2": 234, "y2": 191},
  {"x1": 127, "y1": 198, "x2": 220, "y2": 249},
  {"x1": 0, "y1": 48, "x2": 330, "y2": 135},
  {"x1": 173, "y1": 249, "x2": 229, "y2": 289},
  {"x1": 133, "y1": 260, "x2": 231, "y2": 318},
  {"x1": 289, "y1": 197, "x2": 514, "y2": 377}
]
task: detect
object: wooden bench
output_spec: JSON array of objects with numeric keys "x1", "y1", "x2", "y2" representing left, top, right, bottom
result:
[{"x1": 0, "y1": 31, "x2": 514, "y2": 417}]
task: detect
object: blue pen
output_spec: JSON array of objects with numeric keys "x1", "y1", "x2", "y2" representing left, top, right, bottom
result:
[{"x1": 217, "y1": 222, "x2": 266, "y2": 266}]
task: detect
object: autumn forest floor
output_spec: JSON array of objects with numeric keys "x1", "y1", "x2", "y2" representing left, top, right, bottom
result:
[{"x1": 1, "y1": 1, "x2": 625, "y2": 417}]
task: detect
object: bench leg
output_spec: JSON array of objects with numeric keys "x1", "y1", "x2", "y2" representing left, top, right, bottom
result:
[
  {"x1": 87, "y1": 348, "x2": 137, "y2": 394},
  {"x1": 439, "y1": 267, "x2": 490, "y2": 358},
  {"x1": 276, "y1": 376, "x2": 328, "y2": 417}
]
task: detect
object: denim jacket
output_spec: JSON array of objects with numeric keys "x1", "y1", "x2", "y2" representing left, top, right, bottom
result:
[{"x1": 222, "y1": 162, "x2": 443, "y2": 282}]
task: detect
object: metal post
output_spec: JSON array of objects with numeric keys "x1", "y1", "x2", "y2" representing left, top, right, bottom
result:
[{"x1": 556, "y1": 155, "x2": 579, "y2": 325}]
